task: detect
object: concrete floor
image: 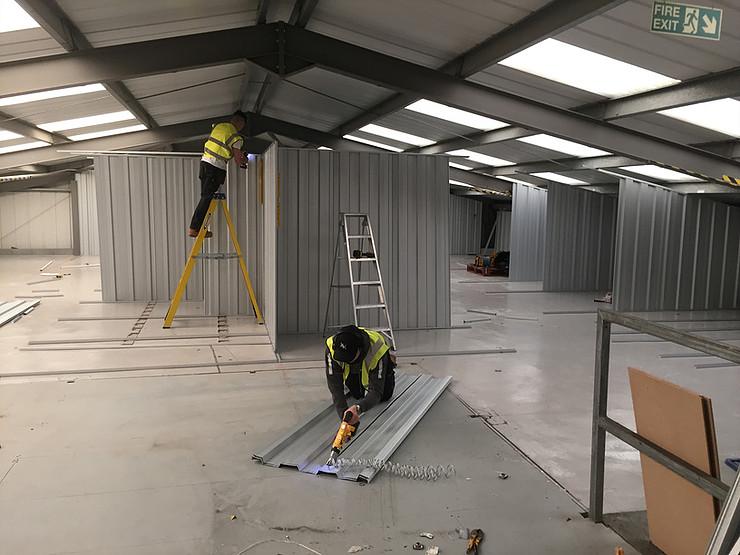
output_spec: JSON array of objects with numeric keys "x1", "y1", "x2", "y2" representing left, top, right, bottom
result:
[{"x1": 2, "y1": 254, "x2": 737, "y2": 553}]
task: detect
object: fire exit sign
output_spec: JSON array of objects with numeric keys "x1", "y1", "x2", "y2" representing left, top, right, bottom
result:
[{"x1": 651, "y1": 1, "x2": 722, "y2": 40}]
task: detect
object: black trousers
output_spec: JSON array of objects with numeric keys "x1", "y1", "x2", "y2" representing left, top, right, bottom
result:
[
  {"x1": 345, "y1": 353, "x2": 396, "y2": 403},
  {"x1": 189, "y1": 161, "x2": 227, "y2": 231}
]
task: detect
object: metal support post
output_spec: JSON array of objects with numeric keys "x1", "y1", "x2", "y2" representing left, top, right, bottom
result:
[{"x1": 589, "y1": 312, "x2": 611, "y2": 523}]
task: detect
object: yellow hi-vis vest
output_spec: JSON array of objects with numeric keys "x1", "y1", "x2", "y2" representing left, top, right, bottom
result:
[
  {"x1": 326, "y1": 328, "x2": 390, "y2": 387},
  {"x1": 203, "y1": 122, "x2": 242, "y2": 162}
]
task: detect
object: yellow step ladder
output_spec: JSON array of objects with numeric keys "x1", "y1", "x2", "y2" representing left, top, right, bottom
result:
[{"x1": 163, "y1": 192, "x2": 263, "y2": 328}]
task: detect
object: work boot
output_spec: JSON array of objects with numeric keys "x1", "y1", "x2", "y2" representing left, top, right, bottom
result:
[{"x1": 188, "y1": 227, "x2": 212, "y2": 238}]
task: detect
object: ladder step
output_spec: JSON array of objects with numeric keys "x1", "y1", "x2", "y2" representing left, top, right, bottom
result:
[
  {"x1": 356, "y1": 304, "x2": 386, "y2": 309},
  {"x1": 352, "y1": 281, "x2": 381, "y2": 286},
  {"x1": 194, "y1": 253, "x2": 240, "y2": 259},
  {"x1": 351, "y1": 258, "x2": 376, "y2": 262},
  {"x1": 347, "y1": 235, "x2": 372, "y2": 239}
]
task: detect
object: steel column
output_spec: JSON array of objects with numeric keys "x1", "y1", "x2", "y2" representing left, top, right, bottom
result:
[{"x1": 589, "y1": 312, "x2": 611, "y2": 523}]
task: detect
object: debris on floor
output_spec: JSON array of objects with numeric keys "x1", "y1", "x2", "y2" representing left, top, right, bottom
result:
[
  {"x1": 420, "y1": 532, "x2": 434, "y2": 539},
  {"x1": 412, "y1": 542, "x2": 425, "y2": 550},
  {"x1": 425, "y1": 547, "x2": 439, "y2": 555},
  {"x1": 594, "y1": 292, "x2": 612, "y2": 303},
  {"x1": 230, "y1": 514, "x2": 237, "y2": 520},
  {"x1": 454, "y1": 528, "x2": 469, "y2": 540},
  {"x1": 498, "y1": 472, "x2": 509, "y2": 480},
  {"x1": 39, "y1": 260, "x2": 54, "y2": 272},
  {"x1": 347, "y1": 545, "x2": 370, "y2": 553},
  {"x1": 466, "y1": 529, "x2": 484, "y2": 555},
  {"x1": 0, "y1": 300, "x2": 41, "y2": 328}
]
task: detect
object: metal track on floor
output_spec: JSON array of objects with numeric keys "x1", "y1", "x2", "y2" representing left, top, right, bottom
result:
[{"x1": 252, "y1": 372, "x2": 451, "y2": 482}]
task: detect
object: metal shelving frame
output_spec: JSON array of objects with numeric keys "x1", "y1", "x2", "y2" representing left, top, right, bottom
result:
[{"x1": 589, "y1": 309, "x2": 738, "y2": 552}]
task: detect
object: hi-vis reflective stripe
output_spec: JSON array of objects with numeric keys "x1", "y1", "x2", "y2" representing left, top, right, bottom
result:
[
  {"x1": 204, "y1": 146, "x2": 230, "y2": 161},
  {"x1": 723, "y1": 175, "x2": 740, "y2": 187}
]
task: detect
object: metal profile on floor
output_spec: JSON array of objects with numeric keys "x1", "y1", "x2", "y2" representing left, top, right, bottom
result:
[{"x1": 253, "y1": 372, "x2": 451, "y2": 482}]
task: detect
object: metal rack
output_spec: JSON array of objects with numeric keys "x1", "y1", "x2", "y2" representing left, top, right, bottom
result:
[{"x1": 589, "y1": 309, "x2": 738, "y2": 553}]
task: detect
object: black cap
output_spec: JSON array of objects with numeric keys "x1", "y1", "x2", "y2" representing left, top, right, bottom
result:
[
  {"x1": 232, "y1": 110, "x2": 247, "y2": 120},
  {"x1": 332, "y1": 325, "x2": 362, "y2": 363}
]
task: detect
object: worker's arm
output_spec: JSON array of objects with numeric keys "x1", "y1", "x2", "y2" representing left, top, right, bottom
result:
[
  {"x1": 356, "y1": 353, "x2": 389, "y2": 414},
  {"x1": 325, "y1": 348, "x2": 349, "y2": 418},
  {"x1": 231, "y1": 146, "x2": 247, "y2": 167}
]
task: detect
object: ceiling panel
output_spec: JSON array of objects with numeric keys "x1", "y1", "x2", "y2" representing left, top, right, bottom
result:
[
  {"x1": 4, "y1": 91, "x2": 121, "y2": 125},
  {"x1": 0, "y1": 27, "x2": 63, "y2": 63}
]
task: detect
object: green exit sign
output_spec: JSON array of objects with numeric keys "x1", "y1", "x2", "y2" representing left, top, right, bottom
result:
[{"x1": 651, "y1": 1, "x2": 722, "y2": 40}]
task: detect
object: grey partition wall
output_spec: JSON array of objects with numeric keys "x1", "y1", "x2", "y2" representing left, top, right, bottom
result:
[
  {"x1": 95, "y1": 154, "x2": 256, "y2": 315},
  {"x1": 75, "y1": 171, "x2": 99, "y2": 256},
  {"x1": 493, "y1": 210, "x2": 511, "y2": 252},
  {"x1": 262, "y1": 143, "x2": 278, "y2": 349},
  {"x1": 509, "y1": 183, "x2": 547, "y2": 281},
  {"x1": 614, "y1": 178, "x2": 740, "y2": 311},
  {"x1": 543, "y1": 183, "x2": 616, "y2": 292},
  {"x1": 276, "y1": 149, "x2": 450, "y2": 335},
  {"x1": 449, "y1": 195, "x2": 481, "y2": 255}
]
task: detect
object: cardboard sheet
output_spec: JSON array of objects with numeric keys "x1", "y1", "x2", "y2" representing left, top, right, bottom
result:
[{"x1": 628, "y1": 367, "x2": 720, "y2": 555}]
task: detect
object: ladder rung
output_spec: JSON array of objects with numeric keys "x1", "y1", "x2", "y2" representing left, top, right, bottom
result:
[
  {"x1": 195, "y1": 253, "x2": 239, "y2": 259},
  {"x1": 371, "y1": 327, "x2": 391, "y2": 332},
  {"x1": 356, "y1": 304, "x2": 386, "y2": 309},
  {"x1": 352, "y1": 281, "x2": 381, "y2": 286},
  {"x1": 347, "y1": 235, "x2": 372, "y2": 239},
  {"x1": 351, "y1": 258, "x2": 376, "y2": 262}
]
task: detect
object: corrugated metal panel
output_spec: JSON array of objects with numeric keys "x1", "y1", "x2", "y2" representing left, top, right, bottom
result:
[
  {"x1": 449, "y1": 195, "x2": 481, "y2": 255},
  {"x1": 493, "y1": 210, "x2": 511, "y2": 252},
  {"x1": 276, "y1": 148, "x2": 450, "y2": 335},
  {"x1": 75, "y1": 171, "x2": 99, "y2": 256},
  {"x1": 262, "y1": 143, "x2": 278, "y2": 349},
  {"x1": 0, "y1": 189, "x2": 73, "y2": 251},
  {"x1": 509, "y1": 183, "x2": 547, "y2": 281},
  {"x1": 543, "y1": 183, "x2": 616, "y2": 292},
  {"x1": 253, "y1": 372, "x2": 451, "y2": 482},
  {"x1": 614, "y1": 178, "x2": 740, "y2": 312}
]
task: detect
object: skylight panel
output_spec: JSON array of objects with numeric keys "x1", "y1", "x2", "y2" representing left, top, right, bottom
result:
[
  {"x1": 449, "y1": 161, "x2": 472, "y2": 170},
  {"x1": 517, "y1": 134, "x2": 610, "y2": 157},
  {"x1": 532, "y1": 172, "x2": 588, "y2": 185},
  {"x1": 660, "y1": 98, "x2": 740, "y2": 138},
  {"x1": 343, "y1": 135, "x2": 403, "y2": 152},
  {"x1": 359, "y1": 124, "x2": 433, "y2": 147},
  {"x1": 447, "y1": 149, "x2": 512, "y2": 167},
  {"x1": 619, "y1": 164, "x2": 702, "y2": 182},
  {"x1": 69, "y1": 124, "x2": 147, "y2": 141},
  {"x1": 0, "y1": 141, "x2": 47, "y2": 154},
  {"x1": 40, "y1": 111, "x2": 135, "y2": 132},
  {"x1": 449, "y1": 179, "x2": 475, "y2": 188},
  {"x1": 406, "y1": 99, "x2": 508, "y2": 131},
  {"x1": 499, "y1": 38, "x2": 679, "y2": 98},
  {"x1": 0, "y1": 130, "x2": 22, "y2": 141},
  {"x1": 0, "y1": 1, "x2": 39, "y2": 33},
  {"x1": 0, "y1": 84, "x2": 106, "y2": 107}
]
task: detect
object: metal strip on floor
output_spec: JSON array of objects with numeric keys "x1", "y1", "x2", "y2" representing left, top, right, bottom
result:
[{"x1": 252, "y1": 372, "x2": 451, "y2": 482}]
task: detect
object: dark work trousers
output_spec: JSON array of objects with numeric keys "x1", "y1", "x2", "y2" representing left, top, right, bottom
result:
[
  {"x1": 189, "y1": 161, "x2": 227, "y2": 231},
  {"x1": 345, "y1": 352, "x2": 396, "y2": 403}
]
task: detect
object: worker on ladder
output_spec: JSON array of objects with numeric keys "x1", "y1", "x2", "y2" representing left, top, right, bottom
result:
[
  {"x1": 188, "y1": 111, "x2": 248, "y2": 238},
  {"x1": 325, "y1": 325, "x2": 396, "y2": 425}
]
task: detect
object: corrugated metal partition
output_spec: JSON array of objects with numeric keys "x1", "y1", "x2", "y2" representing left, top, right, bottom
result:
[
  {"x1": 276, "y1": 149, "x2": 450, "y2": 335},
  {"x1": 75, "y1": 171, "x2": 99, "y2": 256},
  {"x1": 449, "y1": 194, "x2": 481, "y2": 255},
  {"x1": 509, "y1": 183, "x2": 547, "y2": 281},
  {"x1": 0, "y1": 189, "x2": 73, "y2": 253},
  {"x1": 614, "y1": 178, "x2": 740, "y2": 311},
  {"x1": 543, "y1": 183, "x2": 616, "y2": 292},
  {"x1": 262, "y1": 143, "x2": 278, "y2": 349},
  {"x1": 493, "y1": 210, "x2": 511, "y2": 252}
]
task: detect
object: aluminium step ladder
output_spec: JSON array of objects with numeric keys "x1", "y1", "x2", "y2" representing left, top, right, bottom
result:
[
  {"x1": 163, "y1": 192, "x2": 262, "y2": 328},
  {"x1": 322, "y1": 213, "x2": 395, "y2": 348}
]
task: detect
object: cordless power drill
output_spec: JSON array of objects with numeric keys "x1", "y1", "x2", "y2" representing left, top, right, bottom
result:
[{"x1": 326, "y1": 410, "x2": 357, "y2": 467}]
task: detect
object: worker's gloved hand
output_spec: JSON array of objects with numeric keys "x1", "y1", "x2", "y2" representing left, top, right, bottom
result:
[{"x1": 343, "y1": 404, "x2": 361, "y2": 426}]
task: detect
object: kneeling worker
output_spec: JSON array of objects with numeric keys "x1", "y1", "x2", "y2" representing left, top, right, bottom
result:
[{"x1": 325, "y1": 325, "x2": 396, "y2": 425}]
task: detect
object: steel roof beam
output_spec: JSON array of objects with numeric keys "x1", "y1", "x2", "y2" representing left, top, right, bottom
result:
[
  {"x1": 327, "y1": 0, "x2": 626, "y2": 137},
  {"x1": 284, "y1": 25, "x2": 740, "y2": 183},
  {"x1": 0, "y1": 111, "x2": 68, "y2": 144},
  {"x1": 16, "y1": 0, "x2": 157, "y2": 129},
  {"x1": 485, "y1": 155, "x2": 638, "y2": 176}
]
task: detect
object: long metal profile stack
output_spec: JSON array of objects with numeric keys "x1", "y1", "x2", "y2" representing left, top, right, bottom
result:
[
  {"x1": 0, "y1": 300, "x2": 40, "y2": 328},
  {"x1": 253, "y1": 373, "x2": 451, "y2": 482}
]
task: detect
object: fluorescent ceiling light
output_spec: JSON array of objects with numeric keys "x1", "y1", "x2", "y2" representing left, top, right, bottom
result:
[
  {"x1": 449, "y1": 179, "x2": 475, "y2": 188},
  {"x1": 660, "y1": 98, "x2": 740, "y2": 138},
  {"x1": 0, "y1": 84, "x2": 106, "y2": 107},
  {"x1": 619, "y1": 164, "x2": 702, "y2": 182},
  {"x1": 0, "y1": 130, "x2": 22, "y2": 142},
  {"x1": 40, "y1": 110, "x2": 135, "y2": 132},
  {"x1": 517, "y1": 134, "x2": 610, "y2": 157},
  {"x1": 343, "y1": 135, "x2": 403, "y2": 152},
  {"x1": 0, "y1": 140, "x2": 48, "y2": 154},
  {"x1": 499, "y1": 38, "x2": 679, "y2": 98},
  {"x1": 406, "y1": 99, "x2": 508, "y2": 131},
  {"x1": 69, "y1": 124, "x2": 147, "y2": 141},
  {"x1": 447, "y1": 149, "x2": 512, "y2": 167},
  {"x1": 0, "y1": 0, "x2": 39, "y2": 33},
  {"x1": 359, "y1": 124, "x2": 433, "y2": 146},
  {"x1": 449, "y1": 161, "x2": 472, "y2": 170},
  {"x1": 532, "y1": 172, "x2": 588, "y2": 185},
  {"x1": 318, "y1": 146, "x2": 332, "y2": 150}
]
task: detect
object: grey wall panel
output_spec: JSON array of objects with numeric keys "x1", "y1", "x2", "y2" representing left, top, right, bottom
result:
[
  {"x1": 509, "y1": 183, "x2": 547, "y2": 281},
  {"x1": 449, "y1": 195, "x2": 481, "y2": 255},
  {"x1": 276, "y1": 149, "x2": 450, "y2": 335},
  {"x1": 614, "y1": 178, "x2": 740, "y2": 311},
  {"x1": 75, "y1": 171, "x2": 99, "y2": 256},
  {"x1": 262, "y1": 143, "x2": 278, "y2": 349},
  {"x1": 543, "y1": 183, "x2": 616, "y2": 292},
  {"x1": 493, "y1": 210, "x2": 511, "y2": 252},
  {"x1": 0, "y1": 189, "x2": 73, "y2": 251}
]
